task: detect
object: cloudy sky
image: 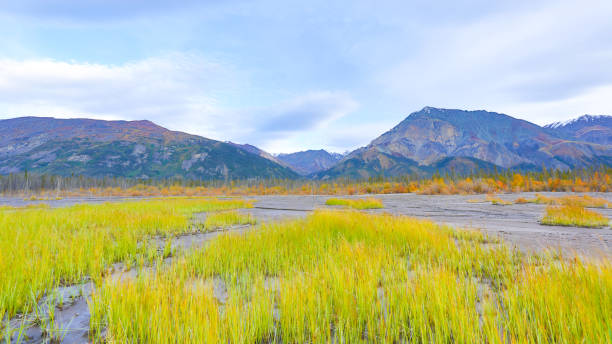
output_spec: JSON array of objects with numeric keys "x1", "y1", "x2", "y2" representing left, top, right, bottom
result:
[{"x1": 0, "y1": 0, "x2": 611, "y2": 153}]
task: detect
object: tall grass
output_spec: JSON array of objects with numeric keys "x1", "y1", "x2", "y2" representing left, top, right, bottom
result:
[
  {"x1": 0, "y1": 198, "x2": 251, "y2": 321},
  {"x1": 203, "y1": 211, "x2": 256, "y2": 231},
  {"x1": 541, "y1": 205, "x2": 610, "y2": 228},
  {"x1": 325, "y1": 197, "x2": 384, "y2": 209},
  {"x1": 493, "y1": 263, "x2": 612, "y2": 342},
  {"x1": 89, "y1": 210, "x2": 610, "y2": 343}
]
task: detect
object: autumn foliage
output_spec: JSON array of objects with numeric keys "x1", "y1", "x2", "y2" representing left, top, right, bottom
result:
[{"x1": 3, "y1": 168, "x2": 611, "y2": 198}]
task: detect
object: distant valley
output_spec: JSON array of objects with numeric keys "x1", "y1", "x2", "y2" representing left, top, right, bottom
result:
[{"x1": 1, "y1": 107, "x2": 611, "y2": 180}]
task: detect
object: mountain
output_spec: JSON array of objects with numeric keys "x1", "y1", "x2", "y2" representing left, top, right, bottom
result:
[
  {"x1": 312, "y1": 150, "x2": 424, "y2": 180},
  {"x1": 429, "y1": 156, "x2": 502, "y2": 175},
  {"x1": 545, "y1": 115, "x2": 612, "y2": 146},
  {"x1": 276, "y1": 149, "x2": 344, "y2": 176},
  {"x1": 3, "y1": 110, "x2": 610, "y2": 182},
  {"x1": 315, "y1": 107, "x2": 612, "y2": 179},
  {"x1": 0, "y1": 117, "x2": 298, "y2": 179},
  {"x1": 226, "y1": 142, "x2": 290, "y2": 168}
]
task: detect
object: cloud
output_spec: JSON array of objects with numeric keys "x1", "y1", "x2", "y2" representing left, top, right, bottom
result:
[
  {"x1": 256, "y1": 92, "x2": 358, "y2": 133},
  {"x1": 214, "y1": 91, "x2": 359, "y2": 152},
  {"x1": 0, "y1": 54, "x2": 358, "y2": 152},
  {"x1": 0, "y1": 54, "x2": 232, "y2": 127},
  {"x1": 499, "y1": 84, "x2": 612, "y2": 126},
  {"x1": 1, "y1": 1, "x2": 610, "y2": 153},
  {"x1": 0, "y1": 1, "x2": 206, "y2": 22},
  {"x1": 378, "y1": 0, "x2": 612, "y2": 122}
]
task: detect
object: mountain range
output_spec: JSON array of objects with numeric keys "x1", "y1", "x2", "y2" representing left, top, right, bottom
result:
[
  {"x1": 544, "y1": 115, "x2": 612, "y2": 146},
  {"x1": 0, "y1": 117, "x2": 297, "y2": 179},
  {"x1": 1, "y1": 107, "x2": 610, "y2": 180},
  {"x1": 314, "y1": 107, "x2": 612, "y2": 179},
  {"x1": 276, "y1": 150, "x2": 344, "y2": 176}
]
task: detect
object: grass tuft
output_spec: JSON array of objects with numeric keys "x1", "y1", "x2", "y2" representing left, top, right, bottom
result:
[
  {"x1": 203, "y1": 211, "x2": 256, "y2": 231},
  {"x1": 517, "y1": 194, "x2": 612, "y2": 208},
  {"x1": 541, "y1": 205, "x2": 610, "y2": 228},
  {"x1": 325, "y1": 198, "x2": 384, "y2": 209},
  {"x1": 486, "y1": 194, "x2": 513, "y2": 205}
]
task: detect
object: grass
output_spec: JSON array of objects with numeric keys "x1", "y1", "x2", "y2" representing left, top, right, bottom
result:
[
  {"x1": 486, "y1": 194, "x2": 513, "y2": 205},
  {"x1": 89, "y1": 210, "x2": 611, "y2": 343},
  {"x1": 541, "y1": 205, "x2": 610, "y2": 228},
  {"x1": 203, "y1": 211, "x2": 256, "y2": 231},
  {"x1": 325, "y1": 197, "x2": 384, "y2": 209},
  {"x1": 517, "y1": 194, "x2": 612, "y2": 208},
  {"x1": 0, "y1": 197, "x2": 252, "y2": 323},
  {"x1": 2, "y1": 194, "x2": 610, "y2": 342}
]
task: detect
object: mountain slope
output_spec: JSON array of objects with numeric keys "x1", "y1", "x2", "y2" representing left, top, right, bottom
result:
[
  {"x1": 0, "y1": 117, "x2": 298, "y2": 179},
  {"x1": 313, "y1": 149, "x2": 426, "y2": 180},
  {"x1": 276, "y1": 149, "x2": 343, "y2": 175},
  {"x1": 545, "y1": 115, "x2": 612, "y2": 146},
  {"x1": 316, "y1": 107, "x2": 612, "y2": 179},
  {"x1": 429, "y1": 156, "x2": 502, "y2": 175},
  {"x1": 366, "y1": 107, "x2": 561, "y2": 168},
  {"x1": 226, "y1": 142, "x2": 291, "y2": 168}
]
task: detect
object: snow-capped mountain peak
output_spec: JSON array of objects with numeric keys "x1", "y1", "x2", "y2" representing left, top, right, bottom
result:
[{"x1": 545, "y1": 114, "x2": 611, "y2": 129}]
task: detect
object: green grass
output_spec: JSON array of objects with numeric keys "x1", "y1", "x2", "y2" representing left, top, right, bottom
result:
[
  {"x1": 325, "y1": 197, "x2": 384, "y2": 209},
  {"x1": 89, "y1": 210, "x2": 611, "y2": 343},
  {"x1": 203, "y1": 211, "x2": 256, "y2": 231},
  {"x1": 541, "y1": 205, "x2": 610, "y2": 228},
  {"x1": 0, "y1": 197, "x2": 252, "y2": 322}
]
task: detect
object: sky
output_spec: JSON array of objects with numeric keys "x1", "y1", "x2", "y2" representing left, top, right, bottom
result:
[{"x1": 0, "y1": 0, "x2": 611, "y2": 153}]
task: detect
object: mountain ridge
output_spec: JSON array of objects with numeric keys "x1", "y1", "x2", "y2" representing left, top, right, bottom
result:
[
  {"x1": 0, "y1": 117, "x2": 298, "y2": 180},
  {"x1": 276, "y1": 149, "x2": 344, "y2": 176},
  {"x1": 1, "y1": 108, "x2": 611, "y2": 181},
  {"x1": 314, "y1": 107, "x2": 612, "y2": 179},
  {"x1": 544, "y1": 114, "x2": 612, "y2": 146}
]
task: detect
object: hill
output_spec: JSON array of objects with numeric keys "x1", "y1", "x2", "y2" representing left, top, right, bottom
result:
[{"x1": 0, "y1": 117, "x2": 298, "y2": 180}]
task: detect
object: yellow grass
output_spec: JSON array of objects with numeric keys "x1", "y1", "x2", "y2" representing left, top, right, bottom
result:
[
  {"x1": 0, "y1": 197, "x2": 252, "y2": 320},
  {"x1": 203, "y1": 211, "x2": 256, "y2": 231},
  {"x1": 486, "y1": 194, "x2": 513, "y2": 205},
  {"x1": 325, "y1": 197, "x2": 384, "y2": 209},
  {"x1": 89, "y1": 211, "x2": 611, "y2": 343},
  {"x1": 517, "y1": 194, "x2": 612, "y2": 208},
  {"x1": 560, "y1": 195, "x2": 611, "y2": 208},
  {"x1": 541, "y1": 205, "x2": 610, "y2": 228}
]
